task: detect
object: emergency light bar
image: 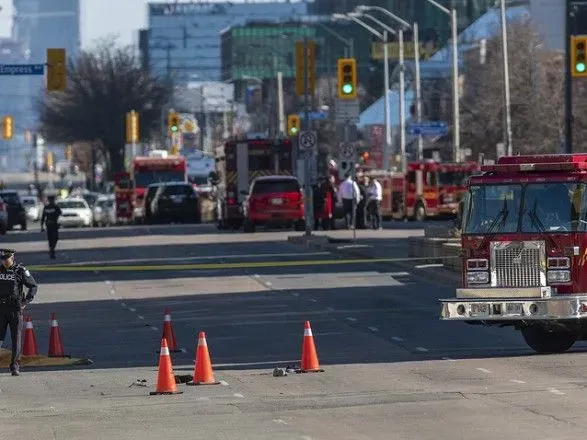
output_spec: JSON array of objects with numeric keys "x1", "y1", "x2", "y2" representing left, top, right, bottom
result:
[{"x1": 481, "y1": 162, "x2": 587, "y2": 173}]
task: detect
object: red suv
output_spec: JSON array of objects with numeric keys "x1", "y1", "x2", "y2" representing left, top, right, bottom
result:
[{"x1": 242, "y1": 176, "x2": 305, "y2": 232}]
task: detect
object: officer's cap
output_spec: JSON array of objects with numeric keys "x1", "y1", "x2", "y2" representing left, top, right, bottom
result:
[{"x1": 0, "y1": 249, "x2": 15, "y2": 258}]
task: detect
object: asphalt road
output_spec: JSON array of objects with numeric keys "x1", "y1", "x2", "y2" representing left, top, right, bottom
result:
[{"x1": 1, "y1": 223, "x2": 587, "y2": 439}]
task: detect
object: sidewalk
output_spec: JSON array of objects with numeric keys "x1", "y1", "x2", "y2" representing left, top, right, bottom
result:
[{"x1": 287, "y1": 227, "x2": 462, "y2": 287}]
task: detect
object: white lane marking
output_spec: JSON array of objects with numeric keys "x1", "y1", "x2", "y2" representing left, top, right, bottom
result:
[
  {"x1": 415, "y1": 347, "x2": 429, "y2": 352},
  {"x1": 326, "y1": 307, "x2": 335, "y2": 312},
  {"x1": 346, "y1": 317, "x2": 357, "y2": 322},
  {"x1": 367, "y1": 326, "x2": 379, "y2": 332},
  {"x1": 390, "y1": 336, "x2": 404, "y2": 342},
  {"x1": 137, "y1": 315, "x2": 144, "y2": 320},
  {"x1": 292, "y1": 293, "x2": 299, "y2": 297},
  {"x1": 476, "y1": 368, "x2": 492, "y2": 374},
  {"x1": 389, "y1": 272, "x2": 411, "y2": 276},
  {"x1": 548, "y1": 388, "x2": 565, "y2": 396},
  {"x1": 273, "y1": 419, "x2": 288, "y2": 425},
  {"x1": 129, "y1": 308, "x2": 136, "y2": 312},
  {"x1": 510, "y1": 379, "x2": 526, "y2": 384},
  {"x1": 150, "y1": 326, "x2": 158, "y2": 331},
  {"x1": 220, "y1": 380, "x2": 229, "y2": 386},
  {"x1": 415, "y1": 263, "x2": 444, "y2": 269},
  {"x1": 309, "y1": 298, "x2": 318, "y2": 303},
  {"x1": 442, "y1": 356, "x2": 456, "y2": 361},
  {"x1": 233, "y1": 393, "x2": 244, "y2": 398}
]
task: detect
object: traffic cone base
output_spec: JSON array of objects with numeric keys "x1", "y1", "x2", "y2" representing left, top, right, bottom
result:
[
  {"x1": 151, "y1": 338, "x2": 183, "y2": 396},
  {"x1": 298, "y1": 321, "x2": 324, "y2": 373},
  {"x1": 22, "y1": 316, "x2": 39, "y2": 357},
  {"x1": 187, "y1": 331, "x2": 220, "y2": 386}
]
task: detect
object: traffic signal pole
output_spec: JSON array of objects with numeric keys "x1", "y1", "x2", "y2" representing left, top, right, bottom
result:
[
  {"x1": 565, "y1": 0, "x2": 573, "y2": 153},
  {"x1": 303, "y1": 35, "x2": 313, "y2": 237}
]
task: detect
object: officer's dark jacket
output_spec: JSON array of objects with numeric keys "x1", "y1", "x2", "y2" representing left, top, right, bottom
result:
[
  {"x1": 41, "y1": 202, "x2": 62, "y2": 227},
  {"x1": 0, "y1": 264, "x2": 37, "y2": 305}
]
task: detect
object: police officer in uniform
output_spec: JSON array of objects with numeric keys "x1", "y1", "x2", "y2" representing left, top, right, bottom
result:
[
  {"x1": 40, "y1": 193, "x2": 62, "y2": 259},
  {"x1": 0, "y1": 249, "x2": 38, "y2": 375}
]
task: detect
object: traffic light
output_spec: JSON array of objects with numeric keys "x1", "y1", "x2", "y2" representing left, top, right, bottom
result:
[
  {"x1": 572, "y1": 36, "x2": 587, "y2": 77},
  {"x1": 46, "y1": 48, "x2": 67, "y2": 92},
  {"x1": 2, "y1": 116, "x2": 13, "y2": 140},
  {"x1": 287, "y1": 114, "x2": 300, "y2": 137},
  {"x1": 126, "y1": 110, "x2": 139, "y2": 143},
  {"x1": 337, "y1": 58, "x2": 357, "y2": 99},
  {"x1": 359, "y1": 152, "x2": 370, "y2": 164},
  {"x1": 168, "y1": 111, "x2": 180, "y2": 133},
  {"x1": 295, "y1": 40, "x2": 316, "y2": 96}
]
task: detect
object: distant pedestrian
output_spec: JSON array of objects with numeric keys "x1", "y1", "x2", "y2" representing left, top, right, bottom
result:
[
  {"x1": 367, "y1": 178, "x2": 383, "y2": 230},
  {"x1": 40, "y1": 193, "x2": 62, "y2": 259},
  {"x1": 0, "y1": 248, "x2": 38, "y2": 376},
  {"x1": 338, "y1": 173, "x2": 360, "y2": 229}
]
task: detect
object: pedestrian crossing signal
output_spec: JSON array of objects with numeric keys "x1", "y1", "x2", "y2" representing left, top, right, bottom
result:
[{"x1": 287, "y1": 114, "x2": 300, "y2": 137}]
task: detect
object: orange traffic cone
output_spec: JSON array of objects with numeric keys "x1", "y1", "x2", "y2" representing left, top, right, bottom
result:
[
  {"x1": 48, "y1": 313, "x2": 66, "y2": 357},
  {"x1": 22, "y1": 316, "x2": 39, "y2": 356},
  {"x1": 160, "y1": 308, "x2": 181, "y2": 353},
  {"x1": 150, "y1": 338, "x2": 183, "y2": 395},
  {"x1": 299, "y1": 321, "x2": 324, "y2": 373},
  {"x1": 187, "y1": 331, "x2": 220, "y2": 386}
]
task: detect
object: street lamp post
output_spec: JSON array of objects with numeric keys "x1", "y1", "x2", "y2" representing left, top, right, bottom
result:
[
  {"x1": 317, "y1": 21, "x2": 354, "y2": 57},
  {"x1": 355, "y1": 6, "x2": 423, "y2": 161},
  {"x1": 499, "y1": 0, "x2": 513, "y2": 156},
  {"x1": 425, "y1": 0, "x2": 460, "y2": 162},
  {"x1": 332, "y1": 13, "x2": 396, "y2": 171}
]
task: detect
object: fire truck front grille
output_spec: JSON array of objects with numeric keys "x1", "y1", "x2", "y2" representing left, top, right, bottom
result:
[{"x1": 490, "y1": 241, "x2": 546, "y2": 287}]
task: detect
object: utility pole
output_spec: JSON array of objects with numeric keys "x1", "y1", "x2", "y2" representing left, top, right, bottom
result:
[{"x1": 303, "y1": 36, "x2": 313, "y2": 237}]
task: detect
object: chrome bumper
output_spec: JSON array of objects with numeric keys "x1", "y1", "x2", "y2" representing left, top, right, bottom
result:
[{"x1": 440, "y1": 289, "x2": 587, "y2": 321}]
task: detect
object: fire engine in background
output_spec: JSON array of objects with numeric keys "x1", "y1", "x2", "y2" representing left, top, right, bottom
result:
[
  {"x1": 440, "y1": 154, "x2": 587, "y2": 354},
  {"x1": 364, "y1": 161, "x2": 480, "y2": 221},
  {"x1": 214, "y1": 137, "x2": 293, "y2": 230},
  {"x1": 114, "y1": 152, "x2": 187, "y2": 223},
  {"x1": 186, "y1": 150, "x2": 215, "y2": 195}
]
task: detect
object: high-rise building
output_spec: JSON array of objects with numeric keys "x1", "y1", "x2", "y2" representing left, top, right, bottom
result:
[
  {"x1": 0, "y1": 0, "x2": 81, "y2": 170},
  {"x1": 145, "y1": 1, "x2": 309, "y2": 84}
]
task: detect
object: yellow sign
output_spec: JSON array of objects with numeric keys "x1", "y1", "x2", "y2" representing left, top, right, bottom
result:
[
  {"x1": 370, "y1": 42, "x2": 435, "y2": 61},
  {"x1": 46, "y1": 48, "x2": 67, "y2": 92}
]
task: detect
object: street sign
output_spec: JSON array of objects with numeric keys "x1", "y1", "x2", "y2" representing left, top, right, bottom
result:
[
  {"x1": 0, "y1": 64, "x2": 44, "y2": 75},
  {"x1": 334, "y1": 98, "x2": 360, "y2": 123},
  {"x1": 299, "y1": 130, "x2": 317, "y2": 151},
  {"x1": 407, "y1": 121, "x2": 448, "y2": 136},
  {"x1": 341, "y1": 143, "x2": 356, "y2": 159},
  {"x1": 298, "y1": 111, "x2": 328, "y2": 121}
]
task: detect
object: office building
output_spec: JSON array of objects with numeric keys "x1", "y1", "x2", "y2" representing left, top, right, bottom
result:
[{"x1": 145, "y1": 1, "x2": 309, "y2": 84}]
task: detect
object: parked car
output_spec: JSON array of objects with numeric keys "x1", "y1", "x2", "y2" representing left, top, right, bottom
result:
[
  {"x1": 0, "y1": 198, "x2": 8, "y2": 234},
  {"x1": 143, "y1": 183, "x2": 164, "y2": 224},
  {"x1": 21, "y1": 195, "x2": 41, "y2": 222},
  {"x1": 92, "y1": 196, "x2": 116, "y2": 227},
  {"x1": 150, "y1": 182, "x2": 200, "y2": 224},
  {"x1": 0, "y1": 190, "x2": 27, "y2": 230},
  {"x1": 242, "y1": 176, "x2": 305, "y2": 233},
  {"x1": 57, "y1": 198, "x2": 93, "y2": 228}
]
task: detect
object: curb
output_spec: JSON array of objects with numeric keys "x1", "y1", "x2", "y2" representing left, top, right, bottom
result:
[{"x1": 287, "y1": 234, "x2": 461, "y2": 287}]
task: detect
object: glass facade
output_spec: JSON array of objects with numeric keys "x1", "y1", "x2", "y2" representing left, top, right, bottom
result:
[
  {"x1": 146, "y1": 1, "x2": 309, "y2": 84},
  {"x1": 0, "y1": 0, "x2": 81, "y2": 172}
]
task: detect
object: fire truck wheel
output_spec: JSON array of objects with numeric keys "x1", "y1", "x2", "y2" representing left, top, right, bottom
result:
[
  {"x1": 414, "y1": 202, "x2": 426, "y2": 222},
  {"x1": 243, "y1": 220, "x2": 255, "y2": 233},
  {"x1": 521, "y1": 326, "x2": 577, "y2": 354}
]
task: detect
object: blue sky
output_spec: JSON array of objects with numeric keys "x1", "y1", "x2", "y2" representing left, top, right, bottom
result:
[{"x1": 0, "y1": 0, "x2": 152, "y2": 49}]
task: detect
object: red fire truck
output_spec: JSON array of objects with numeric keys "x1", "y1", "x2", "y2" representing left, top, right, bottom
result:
[
  {"x1": 440, "y1": 154, "x2": 587, "y2": 354},
  {"x1": 215, "y1": 137, "x2": 293, "y2": 230},
  {"x1": 364, "y1": 161, "x2": 480, "y2": 221},
  {"x1": 114, "y1": 155, "x2": 187, "y2": 223}
]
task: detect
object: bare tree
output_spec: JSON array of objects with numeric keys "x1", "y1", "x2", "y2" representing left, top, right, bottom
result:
[
  {"x1": 460, "y1": 22, "x2": 564, "y2": 158},
  {"x1": 36, "y1": 37, "x2": 170, "y2": 175}
]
